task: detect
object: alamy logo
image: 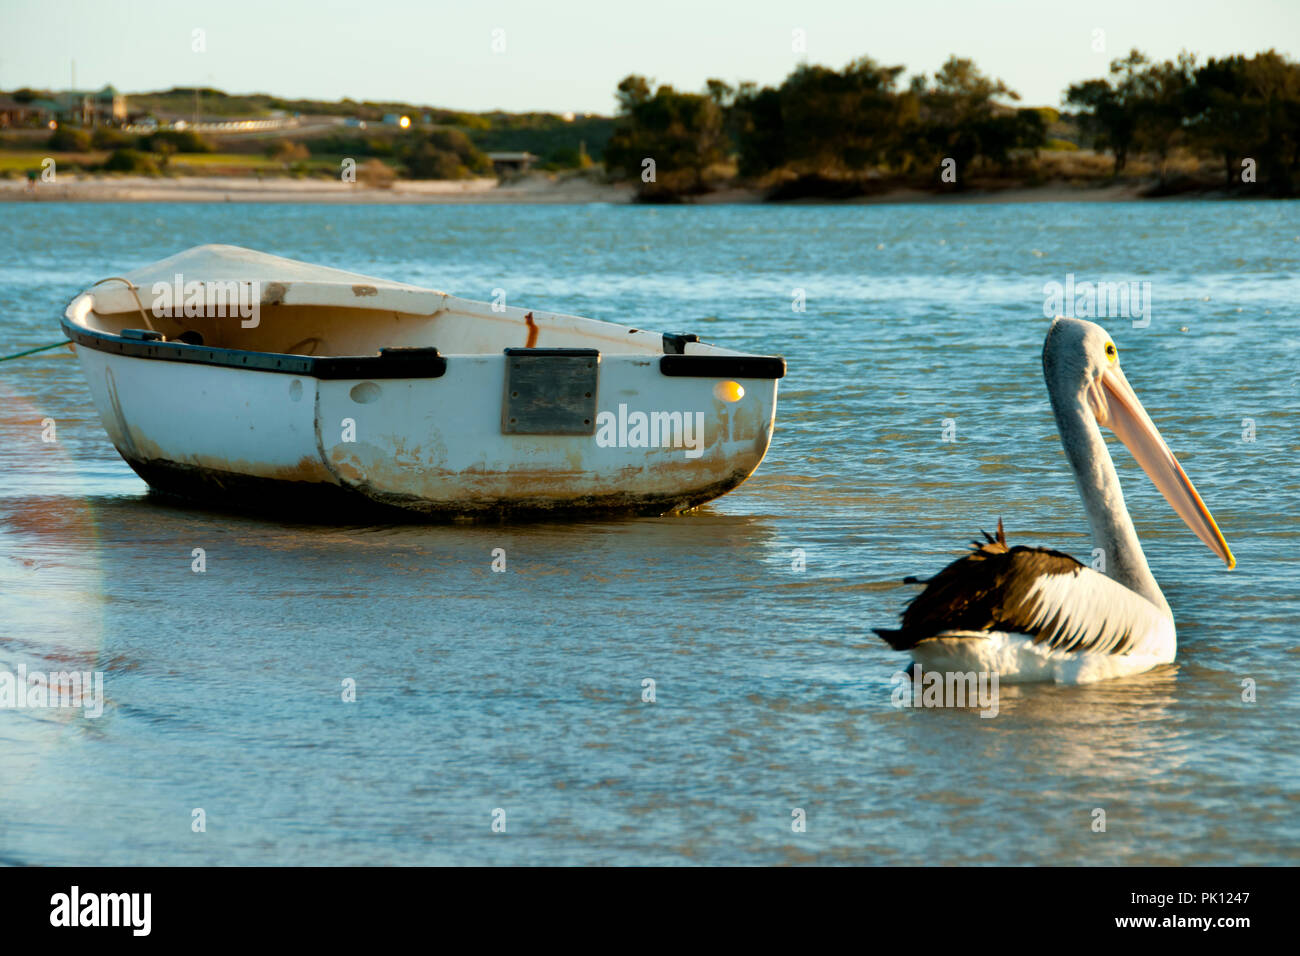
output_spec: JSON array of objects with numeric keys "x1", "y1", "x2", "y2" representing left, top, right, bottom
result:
[
  {"x1": 1042, "y1": 273, "x2": 1151, "y2": 328},
  {"x1": 151, "y1": 273, "x2": 261, "y2": 328},
  {"x1": 50, "y1": 886, "x2": 151, "y2": 936},
  {"x1": 891, "y1": 665, "x2": 1000, "y2": 718},
  {"x1": 0, "y1": 665, "x2": 103, "y2": 718},
  {"x1": 595, "y1": 404, "x2": 705, "y2": 459}
]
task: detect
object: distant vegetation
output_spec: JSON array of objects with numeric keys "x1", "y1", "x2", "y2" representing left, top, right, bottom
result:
[
  {"x1": 4, "y1": 50, "x2": 1295, "y2": 198},
  {"x1": 606, "y1": 48, "x2": 1300, "y2": 200},
  {"x1": 402, "y1": 128, "x2": 494, "y2": 179},
  {"x1": 141, "y1": 129, "x2": 214, "y2": 154},
  {"x1": 102, "y1": 149, "x2": 159, "y2": 174},
  {"x1": 1065, "y1": 50, "x2": 1299, "y2": 193},
  {"x1": 0, "y1": 85, "x2": 613, "y2": 180},
  {"x1": 605, "y1": 76, "x2": 729, "y2": 198},
  {"x1": 246, "y1": 127, "x2": 493, "y2": 179},
  {"x1": 46, "y1": 128, "x2": 93, "y2": 152}
]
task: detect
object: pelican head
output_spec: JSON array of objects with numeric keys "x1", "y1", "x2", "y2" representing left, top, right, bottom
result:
[{"x1": 1043, "y1": 316, "x2": 1234, "y2": 568}]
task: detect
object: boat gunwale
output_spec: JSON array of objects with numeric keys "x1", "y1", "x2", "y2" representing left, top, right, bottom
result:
[
  {"x1": 59, "y1": 316, "x2": 450, "y2": 379},
  {"x1": 60, "y1": 316, "x2": 787, "y2": 380}
]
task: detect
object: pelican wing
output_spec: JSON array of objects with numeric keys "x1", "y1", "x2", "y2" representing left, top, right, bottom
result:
[{"x1": 875, "y1": 528, "x2": 1165, "y2": 655}]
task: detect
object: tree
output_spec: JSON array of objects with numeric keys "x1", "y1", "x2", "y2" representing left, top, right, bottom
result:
[
  {"x1": 1066, "y1": 50, "x2": 1147, "y2": 174},
  {"x1": 1187, "y1": 55, "x2": 1254, "y2": 186},
  {"x1": 1184, "y1": 50, "x2": 1300, "y2": 193},
  {"x1": 729, "y1": 57, "x2": 916, "y2": 179},
  {"x1": 730, "y1": 82, "x2": 786, "y2": 177},
  {"x1": 400, "y1": 128, "x2": 492, "y2": 179},
  {"x1": 1133, "y1": 52, "x2": 1197, "y2": 179},
  {"x1": 615, "y1": 75, "x2": 652, "y2": 113},
  {"x1": 975, "y1": 108, "x2": 1048, "y2": 171},
  {"x1": 778, "y1": 57, "x2": 909, "y2": 173},
  {"x1": 605, "y1": 76, "x2": 728, "y2": 198},
  {"x1": 705, "y1": 79, "x2": 735, "y2": 109},
  {"x1": 1239, "y1": 50, "x2": 1300, "y2": 193},
  {"x1": 916, "y1": 56, "x2": 1028, "y2": 183}
]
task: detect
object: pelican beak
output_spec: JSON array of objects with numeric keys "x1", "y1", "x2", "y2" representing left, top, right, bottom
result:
[{"x1": 1096, "y1": 365, "x2": 1235, "y2": 568}]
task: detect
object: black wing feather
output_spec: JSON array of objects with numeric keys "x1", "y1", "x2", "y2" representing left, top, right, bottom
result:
[{"x1": 874, "y1": 520, "x2": 1095, "y2": 651}]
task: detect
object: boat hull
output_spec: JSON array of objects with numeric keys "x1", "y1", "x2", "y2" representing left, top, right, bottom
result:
[{"x1": 71, "y1": 345, "x2": 778, "y2": 518}]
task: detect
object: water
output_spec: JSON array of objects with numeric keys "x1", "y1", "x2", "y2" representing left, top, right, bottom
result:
[{"x1": 1, "y1": 200, "x2": 1297, "y2": 865}]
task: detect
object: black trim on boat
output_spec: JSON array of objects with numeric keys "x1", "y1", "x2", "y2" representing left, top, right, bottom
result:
[
  {"x1": 503, "y1": 347, "x2": 601, "y2": 359},
  {"x1": 317, "y1": 347, "x2": 447, "y2": 380},
  {"x1": 62, "y1": 320, "x2": 784, "y2": 382},
  {"x1": 61, "y1": 320, "x2": 448, "y2": 379},
  {"x1": 662, "y1": 332, "x2": 699, "y2": 355},
  {"x1": 659, "y1": 354, "x2": 786, "y2": 379},
  {"x1": 121, "y1": 328, "x2": 164, "y2": 341}
]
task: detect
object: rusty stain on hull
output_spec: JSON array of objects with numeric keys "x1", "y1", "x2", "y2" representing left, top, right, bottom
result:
[
  {"x1": 524, "y1": 311, "x2": 539, "y2": 348},
  {"x1": 124, "y1": 457, "x2": 372, "y2": 514},
  {"x1": 261, "y1": 282, "x2": 288, "y2": 306},
  {"x1": 355, "y1": 467, "x2": 755, "y2": 517},
  {"x1": 323, "y1": 435, "x2": 763, "y2": 504},
  {"x1": 351, "y1": 284, "x2": 378, "y2": 297},
  {"x1": 98, "y1": 360, "x2": 776, "y2": 522},
  {"x1": 123, "y1": 455, "x2": 754, "y2": 519},
  {"x1": 125, "y1": 428, "x2": 336, "y2": 485},
  {"x1": 123, "y1": 420, "x2": 770, "y2": 519}
]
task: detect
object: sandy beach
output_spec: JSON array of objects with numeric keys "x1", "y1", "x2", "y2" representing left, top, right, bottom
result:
[
  {"x1": 0, "y1": 172, "x2": 639, "y2": 204},
  {"x1": 0, "y1": 173, "x2": 1154, "y2": 204}
]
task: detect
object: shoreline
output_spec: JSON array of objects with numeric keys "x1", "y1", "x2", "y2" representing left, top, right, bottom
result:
[
  {"x1": 0, "y1": 174, "x2": 1256, "y2": 205},
  {"x1": 0, "y1": 174, "x2": 637, "y2": 205}
]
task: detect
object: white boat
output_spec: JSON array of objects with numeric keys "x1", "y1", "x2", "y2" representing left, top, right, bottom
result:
[{"x1": 61, "y1": 245, "x2": 784, "y2": 517}]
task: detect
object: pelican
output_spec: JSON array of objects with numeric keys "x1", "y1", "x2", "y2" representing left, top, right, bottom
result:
[{"x1": 875, "y1": 316, "x2": 1234, "y2": 684}]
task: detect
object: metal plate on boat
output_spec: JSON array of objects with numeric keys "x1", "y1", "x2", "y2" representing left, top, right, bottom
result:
[{"x1": 502, "y1": 348, "x2": 600, "y2": 435}]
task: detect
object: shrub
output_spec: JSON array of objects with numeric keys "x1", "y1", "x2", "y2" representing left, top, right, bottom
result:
[
  {"x1": 91, "y1": 127, "x2": 133, "y2": 149},
  {"x1": 142, "y1": 129, "x2": 213, "y2": 153},
  {"x1": 541, "y1": 144, "x2": 592, "y2": 170},
  {"x1": 357, "y1": 159, "x2": 396, "y2": 187},
  {"x1": 267, "y1": 139, "x2": 311, "y2": 163},
  {"x1": 103, "y1": 148, "x2": 160, "y2": 174},
  {"x1": 47, "y1": 128, "x2": 92, "y2": 151},
  {"x1": 400, "y1": 128, "x2": 491, "y2": 179}
]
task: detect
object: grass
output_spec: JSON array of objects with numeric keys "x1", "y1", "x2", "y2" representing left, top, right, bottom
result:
[
  {"x1": 167, "y1": 153, "x2": 280, "y2": 171},
  {"x1": 0, "y1": 148, "x2": 395, "y2": 179},
  {"x1": 168, "y1": 154, "x2": 401, "y2": 178},
  {"x1": 0, "y1": 150, "x2": 104, "y2": 173},
  {"x1": 0, "y1": 149, "x2": 283, "y2": 174}
]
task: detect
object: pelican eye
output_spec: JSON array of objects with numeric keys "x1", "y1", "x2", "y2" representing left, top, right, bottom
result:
[{"x1": 1104, "y1": 342, "x2": 1117, "y2": 362}]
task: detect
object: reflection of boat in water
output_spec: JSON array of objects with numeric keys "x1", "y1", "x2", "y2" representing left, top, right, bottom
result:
[
  {"x1": 877, "y1": 317, "x2": 1234, "y2": 683},
  {"x1": 62, "y1": 245, "x2": 785, "y2": 518}
]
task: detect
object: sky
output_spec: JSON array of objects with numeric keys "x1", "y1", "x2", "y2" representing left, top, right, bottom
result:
[{"x1": 2, "y1": 0, "x2": 1297, "y2": 114}]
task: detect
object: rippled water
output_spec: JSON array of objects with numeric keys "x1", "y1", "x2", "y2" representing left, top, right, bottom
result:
[{"x1": 1, "y1": 200, "x2": 1297, "y2": 865}]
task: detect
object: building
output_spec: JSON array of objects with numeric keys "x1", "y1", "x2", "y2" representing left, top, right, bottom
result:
[
  {"x1": 0, "y1": 84, "x2": 127, "y2": 128},
  {"x1": 58, "y1": 85, "x2": 128, "y2": 126},
  {"x1": 0, "y1": 98, "x2": 46, "y2": 127},
  {"x1": 487, "y1": 151, "x2": 539, "y2": 175}
]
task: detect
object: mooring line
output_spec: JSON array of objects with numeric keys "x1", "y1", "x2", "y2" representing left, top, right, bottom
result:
[{"x1": 0, "y1": 341, "x2": 69, "y2": 363}]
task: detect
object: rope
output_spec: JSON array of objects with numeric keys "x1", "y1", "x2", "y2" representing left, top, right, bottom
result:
[
  {"x1": 90, "y1": 276, "x2": 153, "y2": 331},
  {"x1": 3, "y1": 276, "x2": 151, "y2": 363},
  {"x1": 0, "y1": 340, "x2": 69, "y2": 363}
]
